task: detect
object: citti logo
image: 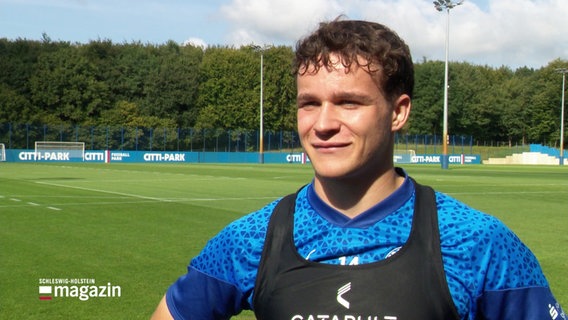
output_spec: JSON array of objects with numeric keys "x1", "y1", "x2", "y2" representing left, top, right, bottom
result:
[{"x1": 337, "y1": 282, "x2": 351, "y2": 309}]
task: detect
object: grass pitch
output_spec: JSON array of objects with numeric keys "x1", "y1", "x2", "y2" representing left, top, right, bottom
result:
[{"x1": 0, "y1": 163, "x2": 566, "y2": 319}]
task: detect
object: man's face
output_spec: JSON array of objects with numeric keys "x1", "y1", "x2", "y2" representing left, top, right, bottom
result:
[{"x1": 296, "y1": 57, "x2": 407, "y2": 182}]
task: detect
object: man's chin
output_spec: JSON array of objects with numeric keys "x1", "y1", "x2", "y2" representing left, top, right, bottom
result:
[{"x1": 313, "y1": 164, "x2": 355, "y2": 181}]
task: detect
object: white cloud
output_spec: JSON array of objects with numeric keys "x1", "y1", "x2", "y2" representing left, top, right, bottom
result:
[
  {"x1": 183, "y1": 37, "x2": 208, "y2": 48},
  {"x1": 3, "y1": 0, "x2": 566, "y2": 68},
  {"x1": 220, "y1": 0, "x2": 346, "y2": 45},
  {"x1": 437, "y1": 0, "x2": 568, "y2": 68},
  {"x1": 219, "y1": 0, "x2": 568, "y2": 68}
]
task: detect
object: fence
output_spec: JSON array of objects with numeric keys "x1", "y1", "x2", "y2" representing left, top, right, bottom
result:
[
  {"x1": 394, "y1": 134, "x2": 475, "y2": 155},
  {"x1": 2, "y1": 123, "x2": 484, "y2": 154},
  {"x1": 0, "y1": 123, "x2": 301, "y2": 152}
]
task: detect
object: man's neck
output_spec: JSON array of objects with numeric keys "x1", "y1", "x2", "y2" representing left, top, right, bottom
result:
[{"x1": 312, "y1": 167, "x2": 404, "y2": 219}]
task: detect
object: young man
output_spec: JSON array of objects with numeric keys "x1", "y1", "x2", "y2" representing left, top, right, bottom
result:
[{"x1": 152, "y1": 19, "x2": 564, "y2": 320}]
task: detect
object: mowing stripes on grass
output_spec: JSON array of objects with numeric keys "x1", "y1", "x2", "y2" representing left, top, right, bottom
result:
[
  {"x1": 36, "y1": 180, "x2": 279, "y2": 205},
  {"x1": 448, "y1": 190, "x2": 568, "y2": 195},
  {"x1": 0, "y1": 163, "x2": 566, "y2": 320},
  {"x1": 35, "y1": 181, "x2": 174, "y2": 203}
]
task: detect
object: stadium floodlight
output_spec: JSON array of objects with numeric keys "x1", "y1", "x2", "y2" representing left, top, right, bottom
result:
[
  {"x1": 434, "y1": 0, "x2": 464, "y2": 169},
  {"x1": 253, "y1": 45, "x2": 267, "y2": 164},
  {"x1": 556, "y1": 68, "x2": 567, "y2": 166},
  {"x1": 433, "y1": 0, "x2": 464, "y2": 11}
]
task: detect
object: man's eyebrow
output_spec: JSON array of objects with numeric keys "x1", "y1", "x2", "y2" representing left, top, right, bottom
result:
[
  {"x1": 296, "y1": 93, "x2": 319, "y2": 102},
  {"x1": 297, "y1": 91, "x2": 371, "y2": 101},
  {"x1": 327, "y1": 91, "x2": 376, "y2": 106},
  {"x1": 333, "y1": 92, "x2": 371, "y2": 101}
]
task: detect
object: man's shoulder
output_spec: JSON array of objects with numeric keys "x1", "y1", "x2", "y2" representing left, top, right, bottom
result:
[
  {"x1": 189, "y1": 197, "x2": 289, "y2": 284},
  {"x1": 222, "y1": 198, "x2": 282, "y2": 239},
  {"x1": 434, "y1": 191, "x2": 543, "y2": 281},
  {"x1": 434, "y1": 191, "x2": 518, "y2": 250},
  {"x1": 434, "y1": 191, "x2": 501, "y2": 226}
]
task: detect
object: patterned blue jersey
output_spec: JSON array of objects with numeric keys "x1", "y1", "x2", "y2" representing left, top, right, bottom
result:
[{"x1": 166, "y1": 172, "x2": 565, "y2": 320}]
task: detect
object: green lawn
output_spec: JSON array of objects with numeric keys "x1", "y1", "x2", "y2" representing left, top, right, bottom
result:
[{"x1": 0, "y1": 163, "x2": 566, "y2": 319}]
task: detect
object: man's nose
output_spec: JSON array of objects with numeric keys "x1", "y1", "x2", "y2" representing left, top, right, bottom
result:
[{"x1": 313, "y1": 103, "x2": 340, "y2": 134}]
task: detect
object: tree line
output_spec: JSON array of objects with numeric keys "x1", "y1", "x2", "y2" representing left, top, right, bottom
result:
[{"x1": 0, "y1": 35, "x2": 566, "y2": 147}]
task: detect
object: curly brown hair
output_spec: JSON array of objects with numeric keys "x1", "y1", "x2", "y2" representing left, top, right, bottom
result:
[{"x1": 294, "y1": 18, "x2": 414, "y2": 101}]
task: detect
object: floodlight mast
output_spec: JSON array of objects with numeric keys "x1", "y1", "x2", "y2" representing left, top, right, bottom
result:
[
  {"x1": 259, "y1": 50, "x2": 264, "y2": 164},
  {"x1": 556, "y1": 68, "x2": 567, "y2": 166},
  {"x1": 433, "y1": 0, "x2": 463, "y2": 169},
  {"x1": 253, "y1": 45, "x2": 265, "y2": 163}
]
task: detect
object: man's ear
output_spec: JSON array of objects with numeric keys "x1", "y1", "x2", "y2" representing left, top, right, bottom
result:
[{"x1": 392, "y1": 94, "x2": 411, "y2": 131}]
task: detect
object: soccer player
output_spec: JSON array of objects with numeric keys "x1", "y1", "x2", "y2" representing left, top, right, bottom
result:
[{"x1": 152, "y1": 18, "x2": 565, "y2": 320}]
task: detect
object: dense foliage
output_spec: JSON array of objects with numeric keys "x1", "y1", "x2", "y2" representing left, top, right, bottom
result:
[{"x1": 0, "y1": 36, "x2": 566, "y2": 146}]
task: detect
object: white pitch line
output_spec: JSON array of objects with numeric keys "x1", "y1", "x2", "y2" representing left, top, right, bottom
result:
[
  {"x1": 153, "y1": 196, "x2": 278, "y2": 203},
  {"x1": 446, "y1": 191, "x2": 568, "y2": 195},
  {"x1": 47, "y1": 206, "x2": 61, "y2": 211},
  {"x1": 35, "y1": 181, "x2": 172, "y2": 203},
  {"x1": 0, "y1": 196, "x2": 279, "y2": 209}
]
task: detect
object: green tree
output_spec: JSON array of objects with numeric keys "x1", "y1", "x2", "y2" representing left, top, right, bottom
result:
[
  {"x1": 524, "y1": 64, "x2": 566, "y2": 145},
  {"x1": 1, "y1": 36, "x2": 567, "y2": 147},
  {"x1": 0, "y1": 83, "x2": 34, "y2": 122},
  {"x1": 451, "y1": 63, "x2": 511, "y2": 141},
  {"x1": 29, "y1": 43, "x2": 111, "y2": 125},
  {"x1": 0, "y1": 38, "x2": 45, "y2": 123},
  {"x1": 107, "y1": 42, "x2": 157, "y2": 104},
  {"x1": 260, "y1": 46, "x2": 297, "y2": 133},
  {"x1": 142, "y1": 41, "x2": 203, "y2": 127},
  {"x1": 100, "y1": 100, "x2": 176, "y2": 128},
  {"x1": 410, "y1": 60, "x2": 445, "y2": 135},
  {"x1": 195, "y1": 46, "x2": 259, "y2": 130},
  {"x1": 499, "y1": 67, "x2": 535, "y2": 145}
]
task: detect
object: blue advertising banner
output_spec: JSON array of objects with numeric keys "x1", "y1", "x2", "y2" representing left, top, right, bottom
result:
[
  {"x1": 4, "y1": 149, "x2": 480, "y2": 165},
  {"x1": 4, "y1": 150, "x2": 311, "y2": 164},
  {"x1": 398, "y1": 154, "x2": 481, "y2": 165}
]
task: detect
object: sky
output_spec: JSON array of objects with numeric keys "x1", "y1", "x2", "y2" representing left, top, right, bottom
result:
[{"x1": 1, "y1": 0, "x2": 567, "y2": 69}]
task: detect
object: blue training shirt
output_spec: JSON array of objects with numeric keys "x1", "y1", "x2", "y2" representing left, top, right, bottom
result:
[{"x1": 166, "y1": 171, "x2": 565, "y2": 320}]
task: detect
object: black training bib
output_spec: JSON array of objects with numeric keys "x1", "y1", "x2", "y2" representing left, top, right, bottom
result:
[{"x1": 253, "y1": 182, "x2": 459, "y2": 320}]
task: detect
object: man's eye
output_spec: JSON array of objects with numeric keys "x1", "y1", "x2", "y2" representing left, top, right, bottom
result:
[
  {"x1": 339, "y1": 100, "x2": 360, "y2": 108},
  {"x1": 298, "y1": 101, "x2": 319, "y2": 109}
]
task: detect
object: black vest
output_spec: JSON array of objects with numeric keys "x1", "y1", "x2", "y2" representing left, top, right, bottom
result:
[{"x1": 253, "y1": 182, "x2": 460, "y2": 320}]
